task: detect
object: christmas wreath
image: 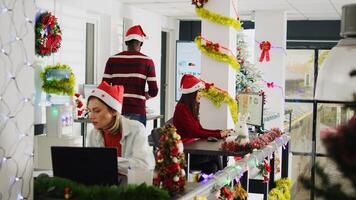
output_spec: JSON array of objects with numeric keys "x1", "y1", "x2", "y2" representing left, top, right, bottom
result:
[
  {"x1": 154, "y1": 124, "x2": 186, "y2": 196},
  {"x1": 35, "y1": 11, "x2": 62, "y2": 57},
  {"x1": 40, "y1": 63, "x2": 75, "y2": 96}
]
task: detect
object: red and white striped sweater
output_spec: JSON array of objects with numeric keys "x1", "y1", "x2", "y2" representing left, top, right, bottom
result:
[{"x1": 102, "y1": 51, "x2": 158, "y2": 115}]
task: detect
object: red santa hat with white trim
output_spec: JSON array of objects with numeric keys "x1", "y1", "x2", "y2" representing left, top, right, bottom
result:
[
  {"x1": 180, "y1": 74, "x2": 205, "y2": 94},
  {"x1": 89, "y1": 81, "x2": 124, "y2": 113},
  {"x1": 125, "y1": 25, "x2": 147, "y2": 42}
]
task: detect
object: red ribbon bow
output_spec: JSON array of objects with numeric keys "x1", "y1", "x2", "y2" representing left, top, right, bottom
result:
[
  {"x1": 206, "y1": 41, "x2": 220, "y2": 52},
  {"x1": 192, "y1": 0, "x2": 208, "y2": 8},
  {"x1": 267, "y1": 82, "x2": 274, "y2": 88},
  {"x1": 259, "y1": 41, "x2": 271, "y2": 62}
]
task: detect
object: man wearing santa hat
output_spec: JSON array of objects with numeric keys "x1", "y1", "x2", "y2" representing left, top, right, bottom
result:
[
  {"x1": 86, "y1": 81, "x2": 155, "y2": 175},
  {"x1": 102, "y1": 25, "x2": 158, "y2": 126}
]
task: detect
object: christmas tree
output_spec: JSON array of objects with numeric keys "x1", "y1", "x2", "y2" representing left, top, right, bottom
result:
[
  {"x1": 154, "y1": 124, "x2": 186, "y2": 196},
  {"x1": 236, "y1": 30, "x2": 262, "y2": 93}
]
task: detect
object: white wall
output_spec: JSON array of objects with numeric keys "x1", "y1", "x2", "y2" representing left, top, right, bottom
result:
[
  {"x1": 35, "y1": 0, "x2": 179, "y2": 131},
  {"x1": 0, "y1": 0, "x2": 35, "y2": 199}
]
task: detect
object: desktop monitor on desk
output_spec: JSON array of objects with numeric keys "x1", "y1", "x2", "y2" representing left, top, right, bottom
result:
[{"x1": 238, "y1": 92, "x2": 264, "y2": 131}]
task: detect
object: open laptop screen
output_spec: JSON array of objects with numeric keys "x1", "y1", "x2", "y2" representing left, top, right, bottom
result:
[{"x1": 51, "y1": 146, "x2": 118, "y2": 186}]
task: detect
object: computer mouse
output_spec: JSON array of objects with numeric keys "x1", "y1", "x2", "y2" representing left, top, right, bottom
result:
[{"x1": 207, "y1": 136, "x2": 218, "y2": 142}]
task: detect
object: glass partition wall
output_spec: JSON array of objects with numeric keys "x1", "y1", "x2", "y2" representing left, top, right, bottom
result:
[{"x1": 285, "y1": 48, "x2": 354, "y2": 200}]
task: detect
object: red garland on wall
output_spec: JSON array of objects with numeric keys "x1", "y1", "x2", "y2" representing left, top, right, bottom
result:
[
  {"x1": 35, "y1": 11, "x2": 62, "y2": 57},
  {"x1": 221, "y1": 128, "x2": 282, "y2": 153}
]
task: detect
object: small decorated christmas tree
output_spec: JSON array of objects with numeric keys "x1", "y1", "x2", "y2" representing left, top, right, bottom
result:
[
  {"x1": 154, "y1": 124, "x2": 186, "y2": 196},
  {"x1": 236, "y1": 30, "x2": 262, "y2": 93}
]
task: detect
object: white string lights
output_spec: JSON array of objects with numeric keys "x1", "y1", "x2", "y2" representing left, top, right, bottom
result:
[
  {"x1": 179, "y1": 134, "x2": 291, "y2": 199},
  {"x1": 0, "y1": 0, "x2": 36, "y2": 199}
]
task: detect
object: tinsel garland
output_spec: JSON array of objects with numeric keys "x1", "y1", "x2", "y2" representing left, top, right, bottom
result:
[
  {"x1": 201, "y1": 85, "x2": 238, "y2": 124},
  {"x1": 34, "y1": 175, "x2": 170, "y2": 200},
  {"x1": 195, "y1": 36, "x2": 240, "y2": 70},
  {"x1": 221, "y1": 128, "x2": 282, "y2": 153},
  {"x1": 233, "y1": 183, "x2": 248, "y2": 200},
  {"x1": 268, "y1": 178, "x2": 292, "y2": 200},
  {"x1": 154, "y1": 124, "x2": 186, "y2": 196},
  {"x1": 40, "y1": 63, "x2": 75, "y2": 96},
  {"x1": 195, "y1": 7, "x2": 241, "y2": 30}
]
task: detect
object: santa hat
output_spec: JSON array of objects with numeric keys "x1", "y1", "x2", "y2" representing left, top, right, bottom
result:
[
  {"x1": 180, "y1": 74, "x2": 205, "y2": 94},
  {"x1": 89, "y1": 81, "x2": 124, "y2": 113},
  {"x1": 125, "y1": 25, "x2": 147, "y2": 42}
]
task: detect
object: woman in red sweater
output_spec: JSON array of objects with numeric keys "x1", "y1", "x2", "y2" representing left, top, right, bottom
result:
[
  {"x1": 173, "y1": 74, "x2": 231, "y2": 174},
  {"x1": 173, "y1": 74, "x2": 231, "y2": 139}
]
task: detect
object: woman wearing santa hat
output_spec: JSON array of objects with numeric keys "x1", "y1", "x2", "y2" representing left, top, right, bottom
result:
[
  {"x1": 173, "y1": 74, "x2": 232, "y2": 173},
  {"x1": 86, "y1": 81, "x2": 155, "y2": 175}
]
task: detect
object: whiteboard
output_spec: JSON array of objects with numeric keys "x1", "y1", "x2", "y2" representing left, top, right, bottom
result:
[
  {"x1": 175, "y1": 41, "x2": 201, "y2": 101},
  {"x1": 238, "y1": 93, "x2": 264, "y2": 127}
]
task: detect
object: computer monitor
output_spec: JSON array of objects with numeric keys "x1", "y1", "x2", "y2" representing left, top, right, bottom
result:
[
  {"x1": 238, "y1": 92, "x2": 264, "y2": 129},
  {"x1": 51, "y1": 146, "x2": 119, "y2": 186}
]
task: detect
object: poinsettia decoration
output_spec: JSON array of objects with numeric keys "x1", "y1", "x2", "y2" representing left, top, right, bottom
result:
[
  {"x1": 73, "y1": 93, "x2": 86, "y2": 118},
  {"x1": 192, "y1": 0, "x2": 208, "y2": 8},
  {"x1": 35, "y1": 11, "x2": 62, "y2": 57},
  {"x1": 257, "y1": 159, "x2": 271, "y2": 183},
  {"x1": 154, "y1": 124, "x2": 186, "y2": 196}
]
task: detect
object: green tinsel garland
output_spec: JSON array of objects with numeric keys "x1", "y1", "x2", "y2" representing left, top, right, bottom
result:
[
  {"x1": 268, "y1": 178, "x2": 292, "y2": 200},
  {"x1": 195, "y1": 7, "x2": 241, "y2": 30},
  {"x1": 34, "y1": 176, "x2": 170, "y2": 200},
  {"x1": 201, "y1": 86, "x2": 238, "y2": 124},
  {"x1": 195, "y1": 36, "x2": 240, "y2": 70},
  {"x1": 40, "y1": 63, "x2": 75, "y2": 96}
]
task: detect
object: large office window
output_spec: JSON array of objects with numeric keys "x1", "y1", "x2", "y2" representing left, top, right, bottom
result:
[{"x1": 285, "y1": 47, "x2": 354, "y2": 200}]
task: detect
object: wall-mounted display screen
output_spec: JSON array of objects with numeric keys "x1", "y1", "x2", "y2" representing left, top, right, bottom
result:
[{"x1": 175, "y1": 41, "x2": 201, "y2": 101}]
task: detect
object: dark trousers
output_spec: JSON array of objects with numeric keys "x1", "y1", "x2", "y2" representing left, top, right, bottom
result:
[{"x1": 123, "y1": 113, "x2": 146, "y2": 126}]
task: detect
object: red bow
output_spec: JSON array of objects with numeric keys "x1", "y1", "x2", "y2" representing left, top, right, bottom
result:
[
  {"x1": 267, "y1": 82, "x2": 274, "y2": 88},
  {"x1": 192, "y1": 0, "x2": 208, "y2": 8},
  {"x1": 206, "y1": 41, "x2": 220, "y2": 52},
  {"x1": 259, "y1": 41, "x2": 271, "y2": 62},
  {"x1": 222, "y1": 187, "x2": 234, "y2": 200}
]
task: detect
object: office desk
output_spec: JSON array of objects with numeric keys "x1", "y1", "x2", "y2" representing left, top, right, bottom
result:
[
  {"x1": 183, "y1": 139, "x2": 249, "y2": 181},
  {"x1": 74, "y1": 114, "x2": 164, "y2": 147}
]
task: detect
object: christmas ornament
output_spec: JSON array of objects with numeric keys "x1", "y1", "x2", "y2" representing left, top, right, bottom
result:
[{"x1": 35, "y1": 11, "x2": 62, "y2": 57}]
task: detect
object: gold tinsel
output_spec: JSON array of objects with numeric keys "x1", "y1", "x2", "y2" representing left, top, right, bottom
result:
[
  {"x1": 195, "y1": 36, "x2": 240, "y2": 70},
  {"x1": 201, "y1": 85, "x2": 238, "y2": 124},
  {"x1": 195, "y1": 7, "x2": 241, "y2": 30}
]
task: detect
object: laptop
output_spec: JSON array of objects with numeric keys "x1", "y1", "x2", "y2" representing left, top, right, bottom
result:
[{"x1": 51, "y1": 146, "x2": 119, "y2": 186}]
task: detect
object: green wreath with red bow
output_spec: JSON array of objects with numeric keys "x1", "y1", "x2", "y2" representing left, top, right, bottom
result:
[{"x1": 35, "y1": 11, "x2": 62, "y2": 57}]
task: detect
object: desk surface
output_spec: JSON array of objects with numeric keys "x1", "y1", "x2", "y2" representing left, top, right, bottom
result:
[{"x1": 183, "y1": 139, "x2": 248, "y2": 157}]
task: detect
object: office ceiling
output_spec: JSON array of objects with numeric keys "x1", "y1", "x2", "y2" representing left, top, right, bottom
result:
[{"x1": 117, "y1": 0, "x2": 356, "y2": 20}]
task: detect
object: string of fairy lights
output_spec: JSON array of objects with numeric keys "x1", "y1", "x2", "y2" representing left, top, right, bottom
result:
[
  {"x1": 180, "y1": 134, "x2": 290, "y2": 199},
  {"x1": 0, "y1": 0, "x2": 36, "y2": 199}
]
